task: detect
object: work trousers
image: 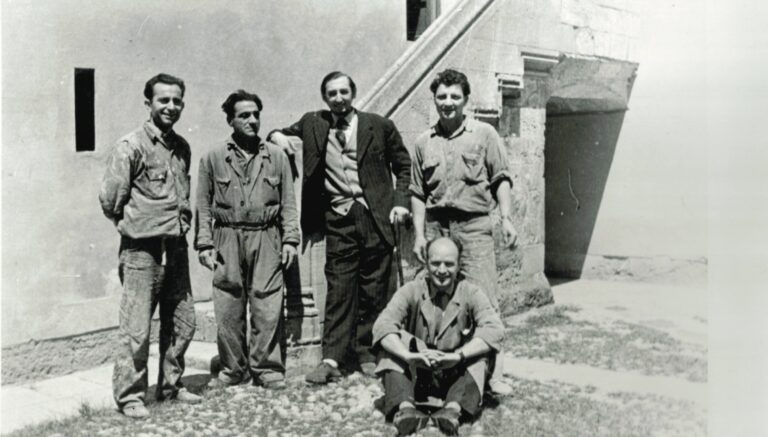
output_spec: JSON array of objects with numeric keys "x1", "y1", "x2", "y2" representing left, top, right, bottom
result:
[
  {"x1": 211, "y1": 225, "x2": 285, "y2": 384},
  {"x1": 113, "y1": 236, "x2": 196, "y2": 409},
  {"x1": 382, "y1": 366, "x2": 482, "y2": 419},
  {"x1": 323, "y1": 202, "x2": 395, "y2": 366},
  {"x1": 425, "y1": 213, "x2": 506, "y2": 383}
]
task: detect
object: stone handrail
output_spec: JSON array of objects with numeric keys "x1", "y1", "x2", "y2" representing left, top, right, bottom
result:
[{"x1": 356, "y1": 0, "x2": 496, "y2": 117}]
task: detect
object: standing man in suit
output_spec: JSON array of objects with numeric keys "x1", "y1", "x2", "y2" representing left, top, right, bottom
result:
[{"x1": 269, "y1": 71, "x2": 411, "y2": 384}]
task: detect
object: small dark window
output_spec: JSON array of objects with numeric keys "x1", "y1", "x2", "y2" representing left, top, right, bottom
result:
[
  {"x1": 75, "y1": 68, "x2": 95, "y2": 152},
  {"x1": 407, "y1": 0, "x2": 439, "y2": 41}
]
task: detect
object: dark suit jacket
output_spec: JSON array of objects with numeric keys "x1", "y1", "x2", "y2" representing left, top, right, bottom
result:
[{"x1": 278, "y1": 109, "x2": 411, "y2": 246}]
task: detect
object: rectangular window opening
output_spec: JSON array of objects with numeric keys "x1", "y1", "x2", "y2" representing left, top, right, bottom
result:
[
  {"x1": 75, "y1": 68, "x2": 95, "y2": 152},
  {"x1": 407, "y1": 0, "x2": 439, "y2": 41}
]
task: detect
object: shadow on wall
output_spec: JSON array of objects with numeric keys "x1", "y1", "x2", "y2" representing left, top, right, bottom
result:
[{"x1": 544, "y1": 108, "x2": 626, "y2": 278}]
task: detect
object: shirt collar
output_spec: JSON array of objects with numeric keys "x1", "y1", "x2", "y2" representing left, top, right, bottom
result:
[
  {"x1": 431, "y1": 116, "x2": 474, "y2": 139},
  {"x1": 331, "y1": 109, "x2": 357, "y2": 127},
  {"x1": 226, "y1": 135, "x2": 270, "y2": 160},
  {"x1": 143, "y1": 121, "x2": 176, "y2": 149}
]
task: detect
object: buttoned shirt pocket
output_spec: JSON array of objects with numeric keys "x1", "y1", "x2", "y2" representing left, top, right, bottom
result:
[
  {"x1": 422, "y1": 153, "x2": 446, "y2": 201},
  {"x1": 144, "y1": 168, "x2": 169, "y2": 200},
  {"x1": 262, "y1": 175, "x2": 280, "y2": 206},
  {"x1": 214, "y1": 176, "x2": 233, "y2": 208},
  {"x1": 460, "y1": 151, "x2": 487, "y2": 184}
]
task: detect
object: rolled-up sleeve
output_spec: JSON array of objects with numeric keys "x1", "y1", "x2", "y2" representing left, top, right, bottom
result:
[
  {"x1": 469, "y1": 286, "x2": 505, "y2": 351},
  {"x1": 485, "y1": 127, "x2": 512, "y2": 189},
  {"x1": 408, "y1": 135, "x2": 427, "y2": 201},
  {"x1": 99, "y1": 140, "x2": 134, "y2": 224},
  {"x1": 194, "y1": 154, "x2": 215, "y2": 250},
  {"x1": 277, "y1": 150, "x2": 300, "y2": 245}
]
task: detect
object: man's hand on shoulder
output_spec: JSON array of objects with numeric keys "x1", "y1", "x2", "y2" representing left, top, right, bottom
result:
[{"x1": 268, "y1": 131, "x2": 297, "y2": 156}]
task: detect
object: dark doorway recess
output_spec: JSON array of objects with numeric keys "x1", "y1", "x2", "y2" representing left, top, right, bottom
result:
[{"x1": 544, "y1": 109, "x2": 626, "y2": 279}]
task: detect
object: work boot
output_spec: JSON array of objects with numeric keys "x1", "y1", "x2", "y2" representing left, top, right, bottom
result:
[
  {"x1": 488, "y1": 378, "x2": 514, "y2": 396},
  {"x1": 122, "y1": 403, "x2": 150, "y2": 419},
  {"x1": 207, "y1": 376, "x2": 252, "y2": 390},
  {"x1": 305, "y1": 362, "x2": 342, "y2": 384},
  {"x1": 431, "y1": 406, "x2": 461, "y2": 436},
  {"x1": 258, "y1": 372, "x2": 287, "y2": 390},
  {"x1": 173, "y1": 388, "x2": 203, "y2": 404},
  {"x1": 393, "y1": 406, "x2": 429, "y2": 436}
]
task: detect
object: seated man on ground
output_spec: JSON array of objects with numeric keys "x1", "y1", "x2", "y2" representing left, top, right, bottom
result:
[{"x1": 371, "y1": 237, "x2": 504, "y2": 436}]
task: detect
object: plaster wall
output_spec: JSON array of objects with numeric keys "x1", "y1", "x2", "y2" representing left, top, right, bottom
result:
[
  {"x1": 585, "y1": 0, "x2": 707, "y2": 260},
  {"x1": 2, "y1": 0, "x2": 408, "y2": 346}
]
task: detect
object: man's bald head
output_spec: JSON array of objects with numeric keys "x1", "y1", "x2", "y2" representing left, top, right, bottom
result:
[{"x1": 426, "y1": 237, "x2": 462, "y2": 292}]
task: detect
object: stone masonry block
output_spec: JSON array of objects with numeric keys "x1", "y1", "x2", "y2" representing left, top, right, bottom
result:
[
  {"x1": 590, "y1": 5, "x2": 625, "y2": 33},
  {"x1": 498, "y1": 272, "x2": 553, "y2": 317},
  {"x1": 519, "y1": 108, "x2": 546, "y2": 138},
  {"x1": 575, "y1": 26, "x2": 596, "y2": 56},
  {"x1": 465, "y1": 7, "x2": 499, "y2": 42},
  {"x1": 595, "y1": 0, "x2": 627, "y2": 10},
  {"x1": 609, "y1": 33, "x2": 630, "y2": 60},
  {"x1": 592, "y1": 30, "x2": 613, "y2": 58},
  {"x1": 462, "y1": 40, "x2": 496, "y2": 73},
  {"x1": 561, "y1": 0, "x2": 590, "y2": 28}
]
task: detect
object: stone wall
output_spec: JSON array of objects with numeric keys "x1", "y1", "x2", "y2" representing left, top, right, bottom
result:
[
  {"x1": 2, "y1": 0, "x2": 410, "y2": 347},
  {"x1": 354, "y1": 0, "x2": 640, "y2": 312}
]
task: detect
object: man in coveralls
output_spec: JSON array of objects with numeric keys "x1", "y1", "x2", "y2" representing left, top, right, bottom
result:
[
  {"x1": 100, "y1": 73, "x2": 201, "y2": 418},
  {"x1": 195, "y1": 90, "x2": 299, "y2": 389}
]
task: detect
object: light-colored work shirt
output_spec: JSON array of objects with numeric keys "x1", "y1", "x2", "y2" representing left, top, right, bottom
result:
[
  {"x1": 409, "y1": 117, "x2": 512, "y2": 213},
  {"x1": 99, "y1": 121, "x2": 192, "y2": 239}
]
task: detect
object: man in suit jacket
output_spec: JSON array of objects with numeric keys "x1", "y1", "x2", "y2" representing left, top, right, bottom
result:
[{"x1": 269, "y1": 71, "x2": 411, "y2": 384}]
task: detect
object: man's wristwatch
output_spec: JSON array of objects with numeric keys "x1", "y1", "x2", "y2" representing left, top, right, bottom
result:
[{"x1": 458, "y1": 350, "x2": 466, "y2": 364}]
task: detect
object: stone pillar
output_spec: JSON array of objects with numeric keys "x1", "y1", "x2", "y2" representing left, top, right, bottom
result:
[
  {"x1": 493, "y1": 72, "x2": 554, "y2": 316},
  {"x1": 282, "y1": 139, "x2": 323, "y2": 374}
]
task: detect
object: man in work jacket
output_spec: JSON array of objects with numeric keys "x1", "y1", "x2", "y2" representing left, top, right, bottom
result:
[{"x1": 100, "y1": 73, "x2": 201, "y2": 419}]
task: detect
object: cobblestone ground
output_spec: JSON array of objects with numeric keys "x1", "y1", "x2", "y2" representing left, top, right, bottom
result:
[{"x1": 8, "y1": 296, "x2": 707, "y2": 437}]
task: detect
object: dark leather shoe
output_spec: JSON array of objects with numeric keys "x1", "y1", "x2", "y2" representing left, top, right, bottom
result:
[
  {"x1": 258, "y1": 372, "x2": 287, "y2": 390},
  {"x1": 393, "y1": 406, "x2": 429, "y2": 436},
  {"x1": 305, "y1": 362, "x2": 342, "y2": 384},
  {"x1": 431, "y1": 407, "x2": 461, "y2": 436}
]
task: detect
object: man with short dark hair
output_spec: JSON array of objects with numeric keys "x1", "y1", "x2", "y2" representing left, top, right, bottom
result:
[
  {"x1": 195, "y1": 90, "x2": 299, "y2": 389},
  {"x1": 373, "y1": 237, "x2": 504, "y2": 436},
  {"x1": 269, "y1": 71, "x2": 411, "y2": 384},
  {"x1": 410, "y1": 68, "x2": 517, "y2": 396},
  {"x1": 100, "y1": 73, "x2": 200, "y2": 418}
]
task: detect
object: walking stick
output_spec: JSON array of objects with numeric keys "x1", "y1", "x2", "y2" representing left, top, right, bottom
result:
[{"x1": 393, "y1": 221, "x2": 405, "y2": 288}]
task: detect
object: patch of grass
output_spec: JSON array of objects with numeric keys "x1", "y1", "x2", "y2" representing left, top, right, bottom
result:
[
  {"x1": 504, "y1": 305, "x2": 708, "y2": 382},
  {"x1": 475, "y1": 378, "x2": 705, "y2": 436}
]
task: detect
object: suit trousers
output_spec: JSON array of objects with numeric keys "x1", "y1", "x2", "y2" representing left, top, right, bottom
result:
[
  {"x1": 323, "y1": 202, "x2": 395, "y2": 365},
  {"x1": 382, "y1": 366, "x2": 482, "y2": 419},
  {"x1": 112, "y1": 236, "x2": 196, "y2": 409},
  {"x1": 211, "y1": 225, "x2": 286, "y2": 384}
]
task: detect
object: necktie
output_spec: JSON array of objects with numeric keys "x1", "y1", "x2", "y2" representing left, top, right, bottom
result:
[{"x1": 335, "y1": 118, "x2": 348, "y2": 149}]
